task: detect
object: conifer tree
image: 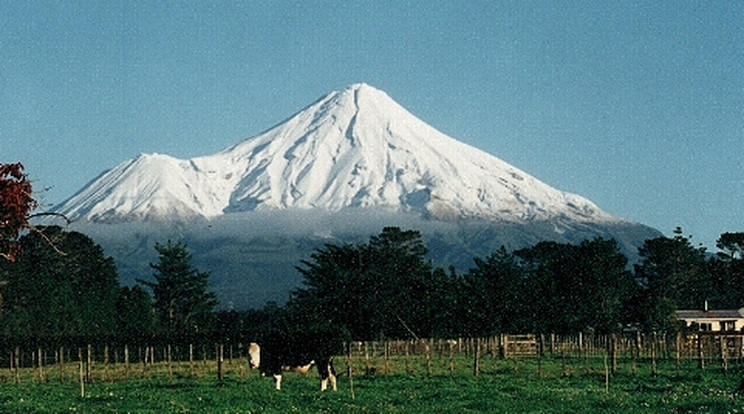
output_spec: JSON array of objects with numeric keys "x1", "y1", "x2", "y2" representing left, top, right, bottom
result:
[
  {"x1": 0, "y1": 227, "x2": 120, "y2": 341},
  {"x1": 633, "y1": 227, "x2": 710, "y2": 331},
  {"x1": 139, "y1": 240, "x2": 217, "y2": 341}
]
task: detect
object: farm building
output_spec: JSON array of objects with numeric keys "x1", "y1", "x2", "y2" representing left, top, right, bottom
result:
[{"x1": 676, "y1": 307, "x2": 744, "y2": 332}]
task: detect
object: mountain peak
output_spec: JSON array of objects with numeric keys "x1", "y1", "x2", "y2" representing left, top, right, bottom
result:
[
  {"x1": 344, "y1": 82, "x2": 384, "y2": 95},
  {"x1": 346, "y1": 82, "x2": 373, "y2": 91},
  {"x1": 53, "y1": 84, "x2": 622, "y2": 225}
]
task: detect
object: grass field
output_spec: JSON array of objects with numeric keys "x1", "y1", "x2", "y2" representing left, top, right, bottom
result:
[{"x1": 0, "y1": 354, "x2": 742, "y2": 413}]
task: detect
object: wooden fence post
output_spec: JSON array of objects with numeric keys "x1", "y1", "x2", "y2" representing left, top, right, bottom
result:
[
  {"x1": 651, "y1": 332, "x2": 658, "y2": 376},
  {"x1": 217, "y1": 344, "x2": 224, "y2": 382},
  {"x1": 364, "y1": 341, "x2": 371, "y2": 375},
  {"x1": 103, "y1": 344, "x2": 110, "y2": 382},
  {"x1": 502, "y1": 334, "x2": 509, "y2": 359},
  {"x1": 15, "y1": 347, "x2": 20, "y2": 383},
  {"x1": 347, "y1": 342, "x2": 355, "y2": 399},
  {"x1": 78, "y1": 348, "x2": 85, "y2": 398},
  {"x1": 610, "y1": 332, "x2": 618, "y2": 375},
  {"x1": 142, "y1": 346, "x2": 149, "y2": 379},
  {"x1": 124, "y1": 345, "x2": 129, "y2": 380},
  {"x1": 86, "y1": 344, "x2": 92, "y2": 383},
  {"x1": 9, "y1": 349, "x2": 14, "y2": 383},
  {"x1": 561, "y1": 348, "x2": 568, "y2": 377},
  {"x1": 537, "y1": 334, "x2": 543, "y2": 378},
  {"x1": 167, "y1": 344, "x2": 173, "y2": 379},
  {"x1": 405, "y1": 341, "x2": 412, "y2": 374},
  {"x1": 583, "y1": 333, "x2": 590, "y2": 374},
  {"x1": 448, "y1": 340, "x2": 454, "y2": 376},
  {"x1": 492, "y1": 337, "x2": 499, "y2": 374},
  {"x1": 59, "y1": 346, "x2": 64, "y2": 383},
  {"x1": 37, "y1": 347, "x2": 43, "y2": 383},
  {"x1": 425, "y1": 339, "x2": 432, "y2": 376},
  {"x1": 631, "y1": 331, "x2": 639, "y2": 375},
  {"x1": 473, "y1": 337, "x2": 480, "y2": 377},
  {"x1": 238, "y1": 342, "x2": 245, "y2": 379},
  {"x1": 697, "y1": 333, "x2": 705, "y2": 371},
  {"x1": 189, "y1": 344, "x2": 195, "y2": 378},
  {"x1": 720, "y1": 335, "x2": 728, "y2": 372},
  {"x1": 384, "y1": 340, "x2": 390, "y2": 374},
  {"x1": 603, "y1": 352, "x2": 609, "y2": 394}
]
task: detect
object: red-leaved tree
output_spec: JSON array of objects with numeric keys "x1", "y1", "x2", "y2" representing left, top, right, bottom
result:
[{"x1": 0, "y1": 163, "x2": 38, "y2": 261}]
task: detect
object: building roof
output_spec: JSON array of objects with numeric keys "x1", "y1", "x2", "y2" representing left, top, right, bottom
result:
[{"x1": 676, "y1": 309, "x2": 744, "y2": 320}]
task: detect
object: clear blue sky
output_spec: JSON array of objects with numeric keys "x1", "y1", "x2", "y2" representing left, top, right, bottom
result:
[{"x1": 2, "y1": 1, "x2": 742, "y2": 251}]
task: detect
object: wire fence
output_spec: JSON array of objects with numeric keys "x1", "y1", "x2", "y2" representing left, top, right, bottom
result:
[{"x1": 0, "y1": 331, "x2": 741, "y2": 385}]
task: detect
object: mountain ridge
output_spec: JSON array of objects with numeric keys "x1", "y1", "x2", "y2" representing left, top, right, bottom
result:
[
  {"x1": 47, "y1": 83, "x2": 663, "y2": 309},
  {"x1": 53, "y1": 83, "x2": 621, "y2": 225}
]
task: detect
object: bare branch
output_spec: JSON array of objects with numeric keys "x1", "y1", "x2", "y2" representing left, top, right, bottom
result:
[
  {"x1": 28, "y1": 211, "x2": 72, "y2": 226},
  {"x1": 29, "y1": 226, "x2": 67, "y2": 257}
]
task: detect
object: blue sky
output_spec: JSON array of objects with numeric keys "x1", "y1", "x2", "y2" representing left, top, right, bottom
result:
[{"x1": 2, "y1": 1, "x2": 742, "y2": 251}]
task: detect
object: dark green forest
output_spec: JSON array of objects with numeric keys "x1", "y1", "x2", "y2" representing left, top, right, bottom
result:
[{"x1": 0, "y1": 225, "x2": 742, "y2": 348}]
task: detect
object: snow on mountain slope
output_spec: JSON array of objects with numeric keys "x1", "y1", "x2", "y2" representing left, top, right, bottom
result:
[
  {"x1": 54, "y1": 83, "x2": 620, "y2": 224},
  {"x1": 57, "y1": 153, "x2": 228, "y2": 221}
]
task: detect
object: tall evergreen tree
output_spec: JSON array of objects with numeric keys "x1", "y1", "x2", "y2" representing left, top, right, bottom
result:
[
  {"x1": 716, "y1": 232, "x2": 744, "y2": 260},
  {"x1": 116, "y1": 285, "x2": 155, "y2": 344},
  {"x1": 516, "y1": 238, "x2": 632, "y2": 334},
  {"x1": 709, "y1": 232, "x2": 744, "y2": 308},
  {"x1": 0, "y1": 226, "x2": 120, "y2": 342},
  {"x1": 365, "y1": 227, "x2": 434, "y2": 338},
  {"x1": 633, "y1": 227, "x2": 710, "y2": 331},
  {"x1": 572, "y1": 238, "x2": 634, "y2": 334},
  {"x1": 293, "y1": 227, "x2": 435, "y2": 340},
  {"x1": 293, "y1": 243, "x2": 368, "y2": 338},
  {"x1": 516, "y1": 241, "x2": 575, "y2": 334},
  {"x1": 463, "y1": 246, "x2": 524, "y2": 336},
  {"x1": 60, "y1": 230, "x2": 120, "y2": 339},
  {"x1": 428, "y1": 266, "x2": 463, "y2": 338},
  {"x1": 139, "y1": 240, "x2": 217, "y2": 341}
]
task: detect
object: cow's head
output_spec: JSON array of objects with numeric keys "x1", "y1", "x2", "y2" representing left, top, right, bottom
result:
[{"x1": 248, "y1": 342, "x2": 260, "y2": 369}]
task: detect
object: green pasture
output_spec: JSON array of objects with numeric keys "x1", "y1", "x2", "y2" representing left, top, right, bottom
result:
[{"x1": 0, "y1": 354, "x2": 742, "y2": 413}]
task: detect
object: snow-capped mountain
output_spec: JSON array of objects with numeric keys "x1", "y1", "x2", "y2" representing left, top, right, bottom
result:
[
  {"x1": 54, "y1": 83, "x2": 620, "y2": 225},
  {"x1": 50, "y1": 83, "x2": 662, "y2": 309}
]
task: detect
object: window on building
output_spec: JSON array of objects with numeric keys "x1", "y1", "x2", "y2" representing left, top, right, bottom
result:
[{"x1": 720, "y1": 321, "x2": 736, "y2": 331}]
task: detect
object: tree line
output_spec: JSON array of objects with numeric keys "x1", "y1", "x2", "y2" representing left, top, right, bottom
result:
[
  {"x1": 0, "y1": 227, "x2": 216, "y2": 347},
  {"x1": 290, "y1": 226, "x2": 744, "y2": 341},
  {"x1": 1, "y1": 163, "x2": 743, "y2": 347},
  {"x1": 0, "y1": 225, "x2": 742, "y2": 348}
]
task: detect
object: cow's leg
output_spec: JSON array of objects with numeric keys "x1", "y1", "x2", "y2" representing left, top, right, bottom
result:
[
  {"x1": 320, "y1": 374, "x2": 337, "y2": 391},
  {"x1": 273, "y1": 374, "x2": 282, "y2": 390},
  {"x1": 328, "y1": 369, "x2": 337, "y2": 391},
  {"x1": 318, "y1": 359, "x2": 330, "y2": 391},
  {"x1": 328, "y1": 361, "x2": 337, "y2": 391},
  {"x1": 318, "y1": 359, "x2": 337, "y2": 392}
]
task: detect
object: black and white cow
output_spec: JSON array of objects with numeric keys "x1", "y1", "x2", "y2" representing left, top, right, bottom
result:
[{"x1": 248, "y1": 341, "x2": 337, "y2": 391}]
